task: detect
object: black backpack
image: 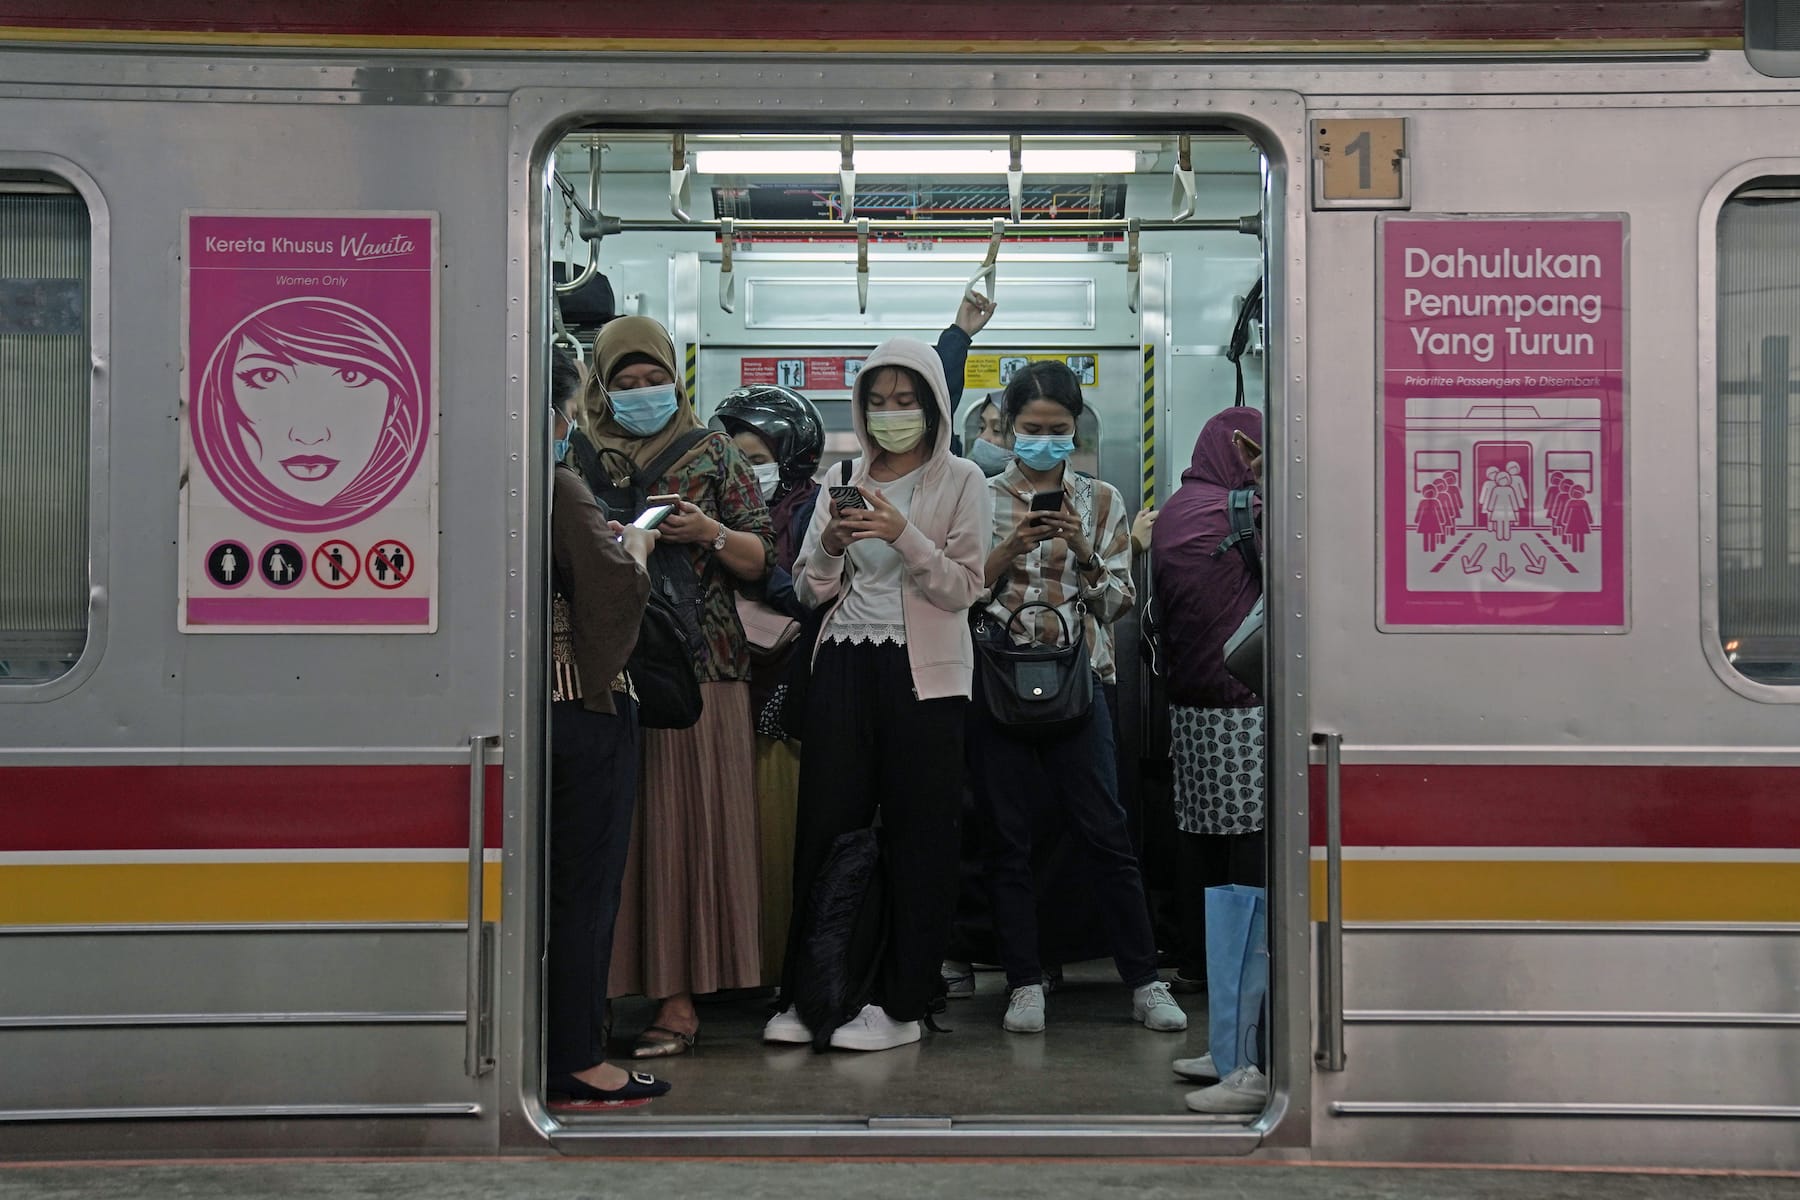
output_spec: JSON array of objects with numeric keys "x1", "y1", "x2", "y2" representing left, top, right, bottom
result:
[{"x1": 587, "y1": 429, "x2": 713, "y2": 729}]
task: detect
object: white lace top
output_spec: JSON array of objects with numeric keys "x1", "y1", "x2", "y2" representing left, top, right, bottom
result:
[{"x1": 822, "y1": 466, "x2": 921, "y2": 647}]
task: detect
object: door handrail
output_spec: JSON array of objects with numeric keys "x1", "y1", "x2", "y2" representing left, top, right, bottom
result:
[
  {"x1": 465, "y1": 733, "x2": 496, "y2": 1078},
  {"x1": 1315, "y1": 730, "x2": 1346, "y2": 1071}
]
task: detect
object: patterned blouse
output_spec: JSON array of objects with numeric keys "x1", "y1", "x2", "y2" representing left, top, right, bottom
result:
[
  {"x1": 983, "y1": 463, "x2": 1135, "y2": 684},
  {"x1": 643, "y1": 431, "x2": 777, "y2": 683}
]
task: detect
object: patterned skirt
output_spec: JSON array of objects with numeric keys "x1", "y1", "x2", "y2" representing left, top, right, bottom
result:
[{"x1": 1171, "y1": 704, "x2": 1266, "y2": 836}]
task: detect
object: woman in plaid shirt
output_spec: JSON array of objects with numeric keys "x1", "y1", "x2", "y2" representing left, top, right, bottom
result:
[{"x1": 974, "y1": 360, "x2": 1187, "y2": 1037}]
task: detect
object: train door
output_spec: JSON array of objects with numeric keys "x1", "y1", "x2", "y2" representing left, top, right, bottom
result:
[{"x1": 500, "y1": 67, "x2": 1313, "y2": 1158}]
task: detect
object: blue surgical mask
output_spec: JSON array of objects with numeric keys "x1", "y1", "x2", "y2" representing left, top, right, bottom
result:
[
  {"x1": 609, "y1": 382, "x2": 680, "y2": 437},
  {"x1": 969, "y1": 436, "x2": 1014, "y2": 477},
  {"x1": 1013, "y1": 433, "x2": 1075, "y2": 471},
  {"x1": 553, "y1": 429, "x2": 571, "y2": 463}
]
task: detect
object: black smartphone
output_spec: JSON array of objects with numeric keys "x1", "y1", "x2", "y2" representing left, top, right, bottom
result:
[
  {"x1": 1029, "y1": 491, "x2": 1065, "y2": 513},
  {"x1": 632, "y1": 504, "x2": 675, "y2": 531},
  {"x1": 829, "y1": 485, "x2": 869, "y2": 511}
]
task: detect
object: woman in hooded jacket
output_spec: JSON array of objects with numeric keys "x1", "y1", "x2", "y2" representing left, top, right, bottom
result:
[
  {"x1": 578, "y1": 316, "x2": 776, "y2": 1058},
  {"x1": 763, "y1": 336, "x2": 994, "y2": 1053},
  {"x1": 1150, "y1": 407, "x2": 1266, "y2": 994}
]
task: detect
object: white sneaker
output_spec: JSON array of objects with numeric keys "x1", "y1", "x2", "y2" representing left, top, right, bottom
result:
[
  {"x1": 1172, "y1": 1052, "x2": 1218, "y2": 1083},
  {"x1": 1132, "y1": 980, "x2": 1189, "y2": 1031},
  {"x1": 941, "y1": 960, "x2": 975, "y2": 999},
  {"x1": 1002, "y1": 983, "x2": 1046, "y2": 1034},
  {"x1": 1185, "y1": 1065, "x2": 1269, "y2": 1114},
  {"x1": 828, "y1": 1004, "x2": 921, "y2": 1052},
  {"x1": 762, "y1": 1006, "x2": 812, "y2": 1045}
]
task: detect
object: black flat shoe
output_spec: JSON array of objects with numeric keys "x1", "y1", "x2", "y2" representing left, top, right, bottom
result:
[{"x1": 548, "y1": 1069, "x2": 671, "y2": 1109}]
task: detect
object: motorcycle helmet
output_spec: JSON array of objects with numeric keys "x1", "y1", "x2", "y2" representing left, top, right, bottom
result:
[{"x1": 711, "y1": 384, "x2": 825, "y2": 485}]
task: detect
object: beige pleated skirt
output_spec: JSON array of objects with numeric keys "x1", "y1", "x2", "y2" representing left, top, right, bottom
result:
[
  {"x1": 755, "y1": 734, "x2": 802, "y2": 986},
  {"x1": 609, "y1": 679, "x2": 764, "y2": 1000}
]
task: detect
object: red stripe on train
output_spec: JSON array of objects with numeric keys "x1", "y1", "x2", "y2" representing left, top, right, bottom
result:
[
  {"x1": 0, "y1": 1, "x2": 1742, "y2": 42},
  {"x1": 0, "y1": 766, "x2": 503, "y2": 851},
  {"x1": 1307, "y1": 765, "x2": 1800, "y2": 849}
]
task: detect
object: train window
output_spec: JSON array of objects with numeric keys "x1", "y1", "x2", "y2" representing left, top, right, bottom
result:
[
  {"x1": 1715, "y1": 183, "x2": 1800, "y2": 685},
  {"x1": 0, "y1": 182, "x2": 90, "y2": 685}
]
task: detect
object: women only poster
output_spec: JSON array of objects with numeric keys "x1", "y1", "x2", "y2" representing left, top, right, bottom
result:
[
  {"x1": 1378, "y1": 215, "x2": 1627, "y2": 632},
  {"x1": 180, "y1": 213, "x2": 438, "y2": 632}
]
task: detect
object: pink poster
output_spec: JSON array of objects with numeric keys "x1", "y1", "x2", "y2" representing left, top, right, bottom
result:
[
  {"x1": 1379, "y1": 215, "x2": 1627, "y2": 631},
  {"x1": 180, "y1": 212, "x2": 438, "y2": 632}
]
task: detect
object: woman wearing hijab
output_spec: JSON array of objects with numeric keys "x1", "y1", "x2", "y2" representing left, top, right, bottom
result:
[
  {"x1": 1149, "y1": 407, "x2": 1266, "y2": 995},
  {"x1": 579, "y1": 316, "x2": 776, "y2": 1058},
  {"x1": 763, "y1": 336, "x2": 992, "y2": 1053}
]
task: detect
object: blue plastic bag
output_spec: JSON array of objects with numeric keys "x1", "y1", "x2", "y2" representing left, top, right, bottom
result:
[{"x1": 1205, "y1": 884, "x2": 1269, "y2": 1076}]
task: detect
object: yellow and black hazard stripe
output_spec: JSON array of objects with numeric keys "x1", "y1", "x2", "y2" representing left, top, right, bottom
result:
[
  {"x1": 1141, "y1": 343, "x2": 1156, "y2": 509},
  {"x1": 684, "y1": 343, "x2": 698, "y2": 407}
]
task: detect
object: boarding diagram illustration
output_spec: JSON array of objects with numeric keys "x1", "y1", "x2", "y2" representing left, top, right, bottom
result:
[{"x1": 1400, "y1": 396, "x2": 1601, "y2": 595}]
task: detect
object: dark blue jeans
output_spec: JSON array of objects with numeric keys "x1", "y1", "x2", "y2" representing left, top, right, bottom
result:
[{"x1": 971, "y1": 677, "x2": 1159, "y2": 991}]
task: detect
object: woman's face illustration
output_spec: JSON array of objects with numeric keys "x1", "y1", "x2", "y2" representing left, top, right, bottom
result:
[{"x1": 231, "y1": 336, "x2": 390, "y2": 504}]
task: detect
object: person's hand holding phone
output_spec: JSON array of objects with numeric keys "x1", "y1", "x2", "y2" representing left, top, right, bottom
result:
[
  {"x1": 846, "y1": 487, "x2": 908, "y2": 544},
  {"x1": 820, "y1": 487, "x2": 863, "y2": 555},
  {"x1": 657, "y1": 498, "x2": 718, "y2": 546},
  {"x1": 1033, "y1": 509, "x2": 1094, "y2": 564},
  {"x1": 1233, "y1": 430, "x2": 1264, "y2": 488},
  {"x1": 1000, "y1": 510, "x2": 1057, "y2": 560},
  {"x1": 607, "y1": 520, "x2": 659, "y2": 568}
]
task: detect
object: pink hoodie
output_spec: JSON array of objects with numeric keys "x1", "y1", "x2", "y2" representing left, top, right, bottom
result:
[{"x1": 794, "y1": 337, "x2": 993, "y2": 700}]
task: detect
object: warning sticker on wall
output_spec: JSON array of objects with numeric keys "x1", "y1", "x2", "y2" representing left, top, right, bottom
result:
[
  {"x1": 1378, "y1": 214, "x2": 1627, "y2": 631},
  {"x1": 964, "y1": 353, "x2": 1099, "y2": 390},
  {"x1": 179, "y1": 211, "x2": 439, "y2": 633}
]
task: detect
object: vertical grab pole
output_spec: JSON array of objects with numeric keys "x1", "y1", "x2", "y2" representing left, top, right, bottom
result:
[
  {"x1": 1316, "y1": 731, "x2": 1346, "y2": 1071},
  {"x1": 465, "y1": 734, "x2": 492, "y2": 1077}
]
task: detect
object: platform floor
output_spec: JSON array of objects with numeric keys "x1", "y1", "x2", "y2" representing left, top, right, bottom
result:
[{"x1": 2, "y1": 1160, "x2": 1795, "y2": 1200}]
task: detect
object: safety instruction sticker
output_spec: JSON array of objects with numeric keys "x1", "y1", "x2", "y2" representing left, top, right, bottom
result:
[
  {"x1": 1378, "y1": 214, "x2": 1627, "y2": 631},
  {"x1": 964, "y1": 353, "x2": 1099, "y2": 391},
  {"x1": 179, "y1": 212, "x2": 439, "y2": 632},
  {"x1": 740, "y1": 355, "x2": 866, "y2": 391}
]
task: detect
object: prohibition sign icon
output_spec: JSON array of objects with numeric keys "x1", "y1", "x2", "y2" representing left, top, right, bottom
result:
[
  {"x1": 313, "y1": 539, "x2": 360, "y2": 589},
  {"x1": 365, "y1": 539, "x2": 415, "y2": 590}
]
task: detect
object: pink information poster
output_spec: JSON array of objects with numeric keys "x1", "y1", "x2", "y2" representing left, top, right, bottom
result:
[
  {"x1": 179, "y1": 212, "x2": 438, "y2": 633},
  {"x1": 1378, "y1": 215, "x2": 1627, "y2": 631}
]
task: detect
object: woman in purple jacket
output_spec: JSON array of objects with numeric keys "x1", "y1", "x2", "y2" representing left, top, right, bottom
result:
[{"x1": 1149, "y1": 406, "x2": 1265, "y2": 994}]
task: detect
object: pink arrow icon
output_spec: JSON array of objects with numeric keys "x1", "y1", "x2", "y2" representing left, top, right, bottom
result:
[
  {"x1": 1492, "y1": 552, "x2": 1516, "y2": 583},
  {"x1": 1460, "y1": 542, "x2": 1488, "y2": 574},
  {"x1": 1522, "y1": 542, "x2": 1548, "y2": 575}
]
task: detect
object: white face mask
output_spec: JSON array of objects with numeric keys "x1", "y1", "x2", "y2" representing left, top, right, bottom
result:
[{"x1": 752, "y1": 461, "x2": 783, "y2": 500}]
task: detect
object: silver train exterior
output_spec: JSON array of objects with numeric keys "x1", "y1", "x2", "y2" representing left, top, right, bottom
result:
[{"x1": 0, "y1": 42, "x2": 1796, "y2": 1167}]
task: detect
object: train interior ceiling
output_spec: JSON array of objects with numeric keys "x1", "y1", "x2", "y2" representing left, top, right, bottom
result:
[{"x1": 545, "y1": 128, "x2": 1269, "y2": 1120}]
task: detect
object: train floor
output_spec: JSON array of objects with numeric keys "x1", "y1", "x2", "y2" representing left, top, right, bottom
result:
[{"x1": 596, "y1": 958, "x2": 1220, "y2": 1119}]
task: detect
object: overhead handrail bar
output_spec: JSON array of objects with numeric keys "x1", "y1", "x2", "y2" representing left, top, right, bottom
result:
[
  {"x1": 670, "y1": 133, "x2": 694, "y2": 223},
  {"x1": 1172, "y1": 132, "x2": 1197, "y2": 222},
  {"x1": 1007, "y1": 133, "x2": 1024, "y2": 222},
  {"x1": 1126, "y1": 217, "x2": 1142, "y2": 314},
  {"x1": 855, "y1": 217, "x2": 871, "y2": 314},
  {"x1": 966, "y1": 218, "x2": 1005, "y2": 299},
  {"x1": 576, "y1": 214, "x2": 1254, "y2": 239},
  {"x1": 554, "y1": 143, "x2": 603, "y2": 297},
  {"x1": 719, "y1": 217, "x2": 737, "y2": 314},
  {"x1": 840, "y1": 133, "x2": 856, "y2": 223}
]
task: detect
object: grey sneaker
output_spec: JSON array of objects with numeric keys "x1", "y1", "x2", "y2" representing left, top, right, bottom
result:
[
  {"x1": 828, "y1": 1004, "x2": 921, "y2": 1052},
  {"x1": 1132, "y1": 980, "x2": 1188, "y2": 1031},
  {"x1": 1003, "y1": 983, "x2": 1046, "y2": 1034},
  {"x1": 941, "y1": 960, "x2": 975, "y2": 998},
  {"x1": 1185, "y1": 1065, "x2": 1269, "y2": 1114},
  {"x1": 1172, "y1": 1052, "x2": 1219, "y2": 1083}
]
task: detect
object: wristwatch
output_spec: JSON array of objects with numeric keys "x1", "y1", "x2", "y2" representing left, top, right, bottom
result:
[{"x1": 709, "y1": 521, "x2": 730, "y2": 553}]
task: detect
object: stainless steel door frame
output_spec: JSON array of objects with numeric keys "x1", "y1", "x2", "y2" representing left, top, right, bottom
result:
[{"x1": 498, "y1": 65, "x2": 1311, "y2": 1156}]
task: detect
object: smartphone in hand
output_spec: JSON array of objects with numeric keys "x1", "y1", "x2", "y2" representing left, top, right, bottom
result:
[
  {"x1": 632, "y1": 504, "x2": 675, "y2": 531},
  {"x1": 1029, "y1": 491, "x2": 1065, "y2": 513},
  {"x1": 829, "y1": 485, "x2": 870, "y2": 511}
]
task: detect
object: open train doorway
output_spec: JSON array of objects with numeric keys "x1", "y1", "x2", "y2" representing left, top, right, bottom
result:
[{"x1": 529, "y1": 122, "x2": 1286, "y2": 1148}]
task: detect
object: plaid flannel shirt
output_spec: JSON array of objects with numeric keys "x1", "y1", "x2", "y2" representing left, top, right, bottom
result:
[{"x1": 983, "y1": 463, "x2": 1135, "y2": 684}]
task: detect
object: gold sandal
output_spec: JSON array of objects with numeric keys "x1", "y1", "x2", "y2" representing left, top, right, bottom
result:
[{"x1": 630, "y1": 1023, "x2": 698, "y2": 1059}]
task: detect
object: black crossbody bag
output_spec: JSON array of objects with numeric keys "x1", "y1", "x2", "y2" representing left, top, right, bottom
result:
[{"x1": 972, "y1": 600, "x2": 1093, "y2": 740}]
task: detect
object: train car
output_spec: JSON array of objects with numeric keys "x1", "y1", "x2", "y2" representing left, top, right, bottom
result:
[{"x1": 0, "y1": 0, "x2": 1795, "y2": 1169}]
